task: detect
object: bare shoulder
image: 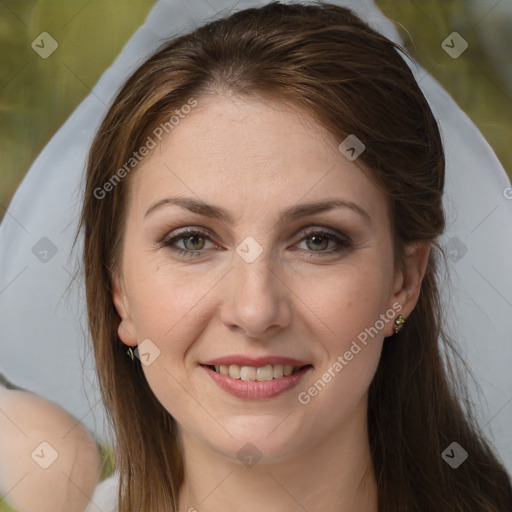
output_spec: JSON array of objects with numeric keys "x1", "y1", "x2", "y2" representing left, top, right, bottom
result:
[{"x1": 0, "y1": 386, "x2": 100, "y2": 512}]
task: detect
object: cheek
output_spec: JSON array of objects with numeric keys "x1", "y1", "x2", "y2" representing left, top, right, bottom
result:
[
  {"x1": 292, "y1": 250, "x2": 393, "y2": 347},
  {"x1": 290, "y1": 270, "x2": 388, "y2": 442},
  {"x1": 290, "y1": 252, "x2": 390, "y2": 410},
  {"x1": 303, "y1": 288, "x2": 385, "y2": 378},
  {"x1": 125, "y1": 257, "x2": 224, "y2": 341},
  {"x1": 123, "y1": 260, "x2": 224, "y2": 410}
]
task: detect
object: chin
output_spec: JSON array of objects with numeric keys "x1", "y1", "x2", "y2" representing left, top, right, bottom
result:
[{"x1": 202, "y1": 415, "x2": 314, "y2": 466}]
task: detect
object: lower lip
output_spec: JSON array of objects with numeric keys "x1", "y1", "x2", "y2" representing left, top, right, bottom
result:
[{"x1": 201, "y1": 365, "x2": 312, "y2": 399}]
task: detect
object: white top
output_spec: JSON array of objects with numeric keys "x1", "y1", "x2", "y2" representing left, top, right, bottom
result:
[{"x1": 84, "y1": 473, "x2": 119, "y2": 512}]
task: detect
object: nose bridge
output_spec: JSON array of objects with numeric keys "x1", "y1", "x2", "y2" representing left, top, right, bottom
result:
[
  {"x1": 220, "y1": 239, "x2": 291, "y2": 336},
  {"x1": 233, "y1": 232, "x2": 275, "y2": 286},
  {"x1": 236, "y1": 247, "x2": 274, "y2": 293}
]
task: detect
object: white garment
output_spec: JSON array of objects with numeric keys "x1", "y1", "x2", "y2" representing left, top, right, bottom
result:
[
  {"x1": 0, "y1": 2, "x2": 510, "y2": 510},
  {"x1": 84, "y1": 473, "x2": 119, "y2": 512}
]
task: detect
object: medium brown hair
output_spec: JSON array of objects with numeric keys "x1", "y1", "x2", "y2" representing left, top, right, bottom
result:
[{"x1": 79, "y1": 2, "x2": 512, "y2": 510}]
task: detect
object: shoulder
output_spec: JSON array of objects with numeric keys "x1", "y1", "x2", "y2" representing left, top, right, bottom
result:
[{"x1": 0, "y1": 386, "x2": 100, "y2": 511}]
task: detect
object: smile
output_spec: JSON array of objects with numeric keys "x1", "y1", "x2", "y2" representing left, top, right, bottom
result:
[{"x1": 201, "y1": 364, "x2": 313, "y2": 399}]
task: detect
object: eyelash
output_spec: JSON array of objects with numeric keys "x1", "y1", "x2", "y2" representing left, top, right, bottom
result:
[{"x1": 161, "y1": 227, "x2": 352, "y2": 259}]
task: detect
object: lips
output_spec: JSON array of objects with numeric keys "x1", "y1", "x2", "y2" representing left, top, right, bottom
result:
[{"x1": 199, "y1": 355, "x2": 313, "y2": 399}]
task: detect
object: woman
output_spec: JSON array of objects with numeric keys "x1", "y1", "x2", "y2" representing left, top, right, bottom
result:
[{"x1": 78, "y1": 2, "x2": 512, "y2": 511}]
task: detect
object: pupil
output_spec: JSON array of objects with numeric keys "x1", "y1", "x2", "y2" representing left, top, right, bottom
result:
[
  {"x1": 308, "y1": 235, "x2": 328, "y2": 251},
  {"x1": 185, "y1": 235, "x2": 204, "y2": 250}
]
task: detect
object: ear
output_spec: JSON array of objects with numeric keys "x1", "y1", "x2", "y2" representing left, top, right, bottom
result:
[
  {"x1": 112, "y1": 271, "x2": 138, "y2": 347},
  {"x1": 384, "y1": 241, "x2": 431, "y2": 337}
]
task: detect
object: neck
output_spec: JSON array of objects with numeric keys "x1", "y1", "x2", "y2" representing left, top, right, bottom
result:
[{"x1": 177, "y1": 401, "x2": 378, "y2": 512}]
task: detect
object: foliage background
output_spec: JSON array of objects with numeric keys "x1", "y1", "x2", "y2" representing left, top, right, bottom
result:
[{"x1": 0, "y1": 0, "x2": 511, "y2": 510}]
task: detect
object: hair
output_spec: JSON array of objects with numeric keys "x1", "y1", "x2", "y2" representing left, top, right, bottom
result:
[{"x1": 78, "y1": 2, "x2": 512, "y2": 510}]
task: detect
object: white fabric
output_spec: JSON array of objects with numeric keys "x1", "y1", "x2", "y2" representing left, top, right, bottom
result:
[
  {"x1": 84, "y1": 473, "x2": 119, "y2": 512},
  {"x1": 0, "y1": 1, "x2": 510, "y2": 509}
]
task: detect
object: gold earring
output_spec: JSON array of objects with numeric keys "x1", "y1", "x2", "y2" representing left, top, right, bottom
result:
[
  {"x1": 126, "y1": 347, "x2": 135, "y2": 361},
  {"x1": 394, "y1": 314, "x2": 405, "y2": 334}
]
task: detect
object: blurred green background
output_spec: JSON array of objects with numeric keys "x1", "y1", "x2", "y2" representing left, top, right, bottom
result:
[
  {"x1": 0, "y1": 0, "x2": 511, "y2": 509},
  {"x1": 0, "y1": 0, "x2": 511, "y2": 224}
]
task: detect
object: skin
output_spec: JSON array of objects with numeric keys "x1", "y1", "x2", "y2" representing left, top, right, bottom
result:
[
  {"x1": 113, "y1": 94, "x2": 430, "y2": 512},
  {"x1": 0, "y1": 387, "x2": 100, "y2": 512}
]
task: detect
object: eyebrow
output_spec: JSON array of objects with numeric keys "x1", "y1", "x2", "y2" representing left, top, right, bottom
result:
[{"x1": 144, "y1": 196, "x2": 372, "y2": 226}]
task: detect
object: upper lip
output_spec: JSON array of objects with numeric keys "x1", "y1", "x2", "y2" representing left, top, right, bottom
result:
[{"x1": 201, "y1": 355, "x2": 312, "y2": 367}]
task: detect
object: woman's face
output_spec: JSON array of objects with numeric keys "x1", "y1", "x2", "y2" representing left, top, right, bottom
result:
[{"x1": 113, "y1": 95, "x2": 417, "y2": 464}]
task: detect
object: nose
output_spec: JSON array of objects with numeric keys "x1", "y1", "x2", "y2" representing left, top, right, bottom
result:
[{"x1": 219, "y1": 247, "x2": 292, "y2": 339}]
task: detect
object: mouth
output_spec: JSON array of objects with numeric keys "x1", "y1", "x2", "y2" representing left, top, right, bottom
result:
[
  {"x1": 200, "y1": 362, "x2": 314, "y2": 399},
  {"x1": 202, "y1": 363, "x2": 313, "y2": 381}
]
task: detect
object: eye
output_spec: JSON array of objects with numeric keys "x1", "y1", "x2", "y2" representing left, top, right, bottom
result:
[
  {"x1": 161, "y1": 228, "x2": 218, "y2": 257},
  {"x1": 295, "y1": 228, "x2": 351, "y2": 257}
]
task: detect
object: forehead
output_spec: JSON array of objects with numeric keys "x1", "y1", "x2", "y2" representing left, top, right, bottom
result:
[{"x1": 128, "y1": 95, "x2": 388, "y2": 225}]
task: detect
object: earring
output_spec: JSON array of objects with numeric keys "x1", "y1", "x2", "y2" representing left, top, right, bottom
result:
[
  {"x1": 126, "y1": 347, "x2": 135, "y2": 361},
  {"x1": 394, "y1": 314, "x2": 405, "y2": 334}
]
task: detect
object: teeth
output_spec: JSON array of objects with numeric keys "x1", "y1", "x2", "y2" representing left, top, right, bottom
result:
[
  {"x1": 240, "y1": 366, "x2": 257, "y2": 381},
  {"x1": 256, "y1": 365, "x2": 273, "y2": 381},
  {"x1": 273, "y1": 364, "x2": 284, "y2": 378},
  {"x1": 212, "y1": 363, "x2": 305, "y2": 380},
  {"x1": 228, "y1": 365, "x2": 241, "y2": 379}
]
